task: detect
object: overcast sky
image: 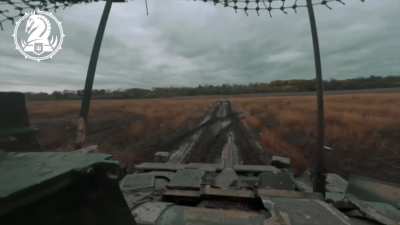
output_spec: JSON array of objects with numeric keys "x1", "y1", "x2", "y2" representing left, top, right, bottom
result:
[{"x1": 0, "y1": 0, "x2": 399, "y2": 92}]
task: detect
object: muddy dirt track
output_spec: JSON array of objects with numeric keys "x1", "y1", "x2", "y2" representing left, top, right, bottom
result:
[
  {"x1": 28, "y1": 100, "x2": 271, "y2": 167},
  {"x1": 25, "y1": 95, "x2": 400, "y2": 184},
  {"x1": 166, "y1": 101, "x2": 270, "y2": 166}
]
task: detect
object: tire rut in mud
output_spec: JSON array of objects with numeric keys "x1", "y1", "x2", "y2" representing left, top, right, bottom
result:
[{"x1": 166, "y1": 100, "x2": 270, "y2": 165}]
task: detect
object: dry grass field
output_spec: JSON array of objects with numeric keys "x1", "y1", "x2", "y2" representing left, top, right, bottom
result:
[
  {"x1": 28, "y1": 98, "x2": 215, "y2": 167},
  {"x1": 232, "y1": 92, "x2": 400, "y2": 182},
  {"x1": 27, "y1": 92, "x2": 400, "y2": 181}
]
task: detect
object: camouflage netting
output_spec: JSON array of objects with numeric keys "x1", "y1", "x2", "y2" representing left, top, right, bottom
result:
[
  {"x1": 0, "y1": 0, "x2": 103, "y2": 30},
  {"x1": 0, "y1": 0, "x2": 365, "y2": 30},
  {"x1": 199, "y1": 0, "x2": 359, "y2": 16}
]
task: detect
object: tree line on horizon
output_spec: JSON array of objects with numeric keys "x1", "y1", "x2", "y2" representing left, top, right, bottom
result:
[{"x1": 25, "y1": 75, "x2": 400, "y2": 100}]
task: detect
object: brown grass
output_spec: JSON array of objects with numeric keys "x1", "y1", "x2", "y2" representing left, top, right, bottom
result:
[
  {"x1": 27, "y1": 98, "x2": 215, "y2": 168},
  {"x1": 27, "y1": 93, "x2": 400, "y2": 182},
  {"x1": 232, "y1": 93, "x2": 400, "y2": 182}
]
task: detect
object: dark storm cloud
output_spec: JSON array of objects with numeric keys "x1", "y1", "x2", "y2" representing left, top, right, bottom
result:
[{"x1": 0, "y1": 0, "x2": 399, "y2": 92}]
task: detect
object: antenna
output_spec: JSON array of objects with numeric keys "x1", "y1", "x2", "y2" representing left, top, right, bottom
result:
[{"x1": 145, "y1": 0, "x2": 149, "y2": 16}]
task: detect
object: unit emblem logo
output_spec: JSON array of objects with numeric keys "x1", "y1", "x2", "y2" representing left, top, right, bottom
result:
[{"x1": 13, "y1": 9, "x2": 64, "y2": 62}]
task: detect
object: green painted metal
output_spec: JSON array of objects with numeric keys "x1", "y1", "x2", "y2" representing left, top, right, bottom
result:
[
  {"x1": 168, "y1": 169, "x2": 205, "y2": 189},
  {"x1": 79, "y1": 0, "x2": 113, "y2": 123},
  {"x1": 0, "y1": 151, "x2": 398, "y2": 225},
  {"x1": 157, "y1": 206, "x2": 266, "y2": 225},
  {"x1": 0, "y1": 127, "x2": 37, "y2": 137},
  {"x1": 348, "y1": 196, "x2": 400, "y2": 225},
  {"x1": 0, "y1": 152, "x2": 135, "y2": 225},
  {"x1": 348, "y1": 176, "x2": 400, "y2": 208},
  {"x1": 0, "y1": 152, "x2": 118, "y2": 199},
  {"x1": 0, "y1": 92, "x2": 40, "y2": 150},
  {"x1": 268, "y1": 198, "x2": 351, "y2": 225},
  {"x1": 258, "y1": 171, "x2": 296, "y2": 190},
  {"x1": 306, "y1": 0, "x2": 326, "y2": 196}
]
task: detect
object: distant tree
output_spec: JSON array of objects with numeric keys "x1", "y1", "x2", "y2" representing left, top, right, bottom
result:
[{"x1": 24, "y1": 75, "x2": 400, "y2": 100}]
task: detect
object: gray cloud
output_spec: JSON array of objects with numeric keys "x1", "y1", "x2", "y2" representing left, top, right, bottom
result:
[{"x1": 0, "y1": 0, "x2": 399, "y2": 92}]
